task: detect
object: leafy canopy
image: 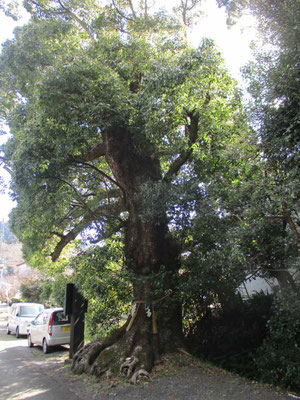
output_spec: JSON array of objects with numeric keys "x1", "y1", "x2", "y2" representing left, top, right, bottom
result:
[{"x1": 0, "y1": 1, "x2": 246, "y2": 267}]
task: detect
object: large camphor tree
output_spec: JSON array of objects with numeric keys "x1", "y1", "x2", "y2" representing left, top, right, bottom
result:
[{"x1": 0, "y1": 0, "x2": 248, "y2": 378}]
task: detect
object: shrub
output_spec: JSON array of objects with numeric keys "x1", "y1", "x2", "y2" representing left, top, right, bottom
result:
[
  {"x1": 254, "y1": 289, "x2": 300, "y2": 392},
  {"x1": 20, "y1": 279, "x2": 43, "y2": 303},
  {"x1": 72, "y1": 244, "x2": 132, "y2": 339},
  {"x1": 186, "y1": 292, "x2": 273, "y2": 378}
]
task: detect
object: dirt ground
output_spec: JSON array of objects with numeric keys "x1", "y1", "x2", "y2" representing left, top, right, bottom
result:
[
  {"x1": 45, "y1": 352, "x2": 299, "y2": 400},
  {"x1": 1, "y1": 313, "x2": 298, "y2": 400}
]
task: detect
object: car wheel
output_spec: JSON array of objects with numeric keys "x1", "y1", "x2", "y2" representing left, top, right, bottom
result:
[
  {"x1": 16, "y1": 327, "x2": 20, "y2": 338},
  {"x1": 6, "y1": 324, "x2": 11, "y2": 335},
  {"x1": 28, "y1": 334, "x2": 34, "y2": 348},
  {"x1": 42, "y1": 339, "x2": 50, "y2": 354}
]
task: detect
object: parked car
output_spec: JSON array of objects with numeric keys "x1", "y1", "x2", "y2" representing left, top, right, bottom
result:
[
  {"x1": 7, "y1": 302, "x2": 44, "y2": 337},
  {"x1": 27, "y1": 308, "x2": 71, "y2": 354}
]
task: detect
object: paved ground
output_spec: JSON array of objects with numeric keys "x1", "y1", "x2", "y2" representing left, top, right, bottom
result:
[
  {"x1": 0, "y1": 314, "x2": 299, "y2": 400},
  {"x1": 0, "y1": 316, "x2": 82, "y2": 400}
]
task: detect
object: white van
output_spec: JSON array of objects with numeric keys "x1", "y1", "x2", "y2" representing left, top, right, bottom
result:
[{"x1": 7, "y1": 302, "x2": 44, "y2": 337}]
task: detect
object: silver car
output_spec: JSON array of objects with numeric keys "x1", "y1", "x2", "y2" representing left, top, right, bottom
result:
[{"x1": 28, "y1": 308, "x2": 71, "y2": 354}]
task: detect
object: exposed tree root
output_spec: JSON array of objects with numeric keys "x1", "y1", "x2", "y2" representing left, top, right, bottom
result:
[
  {"x1": 71, "y1": 301, "x2": 184, "y2": 385},
  {"x1": 71, "y1": 323, "x2": 128, "y2": 375},
  {"x1": 120, "y1": 356, "x2": 139, "y2": 377},
  {"x1": 71, "y1": 340, "x2": 105, "y2": 375},
  {"x1": 71, "y1": 321, "x2": 155, "y2": 383},
  {"x1": 129, "y1": 369, "x2": 151, "y2": 385}
]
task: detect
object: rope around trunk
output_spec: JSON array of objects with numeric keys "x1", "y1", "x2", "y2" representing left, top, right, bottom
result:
[{"x1": 126, "y1": 290, "x2": 173, "y2": 334}]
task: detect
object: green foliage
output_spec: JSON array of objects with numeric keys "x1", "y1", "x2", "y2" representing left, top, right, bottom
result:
[
  {"x1": 219, "y1": 1, "x2": 300, "y2": 190},
  {"x1": 186, "y1": 287, "x2": 300, "y2": 392},
  {"x1": 225, "y1": 0, "x2": 300, "y2": 290},
  {"x1": 0, "y1": 4, "x2": 248, "y2": 264},
  {"x1": 0, "y1": 0, "x2": 20, "y2": 20},
  {"x1": 42, "y1": 273, "x2": 69, "y2": 307},
  {"x1": 19, "y1": 279, "x2": 43, "y2": 303},
  {"x1": 19, "y1": 274, "x2": 68, "y2": 307},
  {"x1": 179, "y1": 215, "x2": 247, "y2": 313},
  {"x1": 186, "y1": 293, "x2": 273, "y2": 377},
  {"x1": 176, "y1": 128, "x2": 265, "y2": 311},
  {"x1": 72, "y1": 238, "x2": 132, "y2": 337},
  {"x1": 39, "y1": 280, "x2": 52, "y2": 305},
  {"x1": 254, "y1": 290, "x2": 300, "y2": 392}
]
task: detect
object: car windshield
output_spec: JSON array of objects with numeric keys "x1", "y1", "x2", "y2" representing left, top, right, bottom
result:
[
  {"x1": 19, "y1": 305, "x2": 42, "y2": 317},
  {"x1": 52, "y1": 311, "x2": 70, "y2": 325}
]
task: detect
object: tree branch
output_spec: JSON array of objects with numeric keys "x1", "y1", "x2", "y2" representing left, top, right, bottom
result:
[
  {"x1": 82, "y1": 142, "x2": 106, "y2": 161},
  {"x1": 66, "y1": 141, "x2": 106, "y2": 165},
  {"x1": 27, "y1": 0, "x2": 95, "y2": 41},
  {"x1": 163, "y1": 111, "x2": 199, "y2": 181},
  {"x1": 57, "y1": 0, "x2": 95, "y2": 41},
  {"x1": 111, "y1": 0, "x2": 135, "y2": 21},
  {"x1": 282, "y1": 201, "x2": 300, "y2": 242},
  {"x1": 163, "y1": 90, "x2": 210, "y2": 181},
  {"x1": 127, "y1": 0, "x2": 137, "y2": 19},
  {"x1": 51, "y1": 223, "x2": 85, "y2": 262},
  {"x1": 76, "y1": 161, "x2": 121, "y2": 189},
  {"x1": 0, "y1": 158, "x2": 12, "y2": 175},
  {"x1": 70, "y1": 141, "x2": 126, "y2": 194},
  {"x1": 51, "y1": 201, "x2": 124, "y2": 261}
]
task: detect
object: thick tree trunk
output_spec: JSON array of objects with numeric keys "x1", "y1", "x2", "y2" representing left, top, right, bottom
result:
[
  {"x1": 269, "y1": 269, "x2": 298, "y2": 293},
  {"x1": 72, "y1": 126, "x2": 184, "y2": 380}
]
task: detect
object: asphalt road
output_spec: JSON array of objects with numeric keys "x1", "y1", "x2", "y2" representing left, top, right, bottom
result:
[{"x1": 0, "y1": 316, "x2": 82, "y2": 400}]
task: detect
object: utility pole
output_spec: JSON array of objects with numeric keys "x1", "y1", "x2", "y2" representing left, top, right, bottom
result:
[
  {"x1": 0, "y1": 220, "x2": 5, "y2": 293},
  {"x1": 0, "y1": 220, "x2": 11, "y2": 304}
]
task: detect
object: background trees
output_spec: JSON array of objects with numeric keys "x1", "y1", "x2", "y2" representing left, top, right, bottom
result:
[
  {"x1": 195, "y1": 0, "x2": 300, "y2": 390},
  {"x1": 218, "y1": 1, "x2": 300, "y2": 269}
]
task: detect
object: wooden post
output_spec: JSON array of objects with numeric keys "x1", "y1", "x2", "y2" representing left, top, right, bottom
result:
[{"x1": 64, "y1": 283, "x2": 87, "y2": 359}]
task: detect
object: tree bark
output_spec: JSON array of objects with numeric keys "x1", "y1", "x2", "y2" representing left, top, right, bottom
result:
[
  {"x1": 269, "y1": 269, "x2": 298, "y2": 293},
  {"x1": 72, "y1": 125, "x2": 184, "y2": 379}
]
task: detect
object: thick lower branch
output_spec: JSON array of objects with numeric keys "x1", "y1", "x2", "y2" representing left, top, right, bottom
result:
[
  {"x1": 81, "y1": 142, "x2": 106, "y2": 162},
  {"x1": 51, "y1": 201, "x2": 124, "y2": 261}
]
